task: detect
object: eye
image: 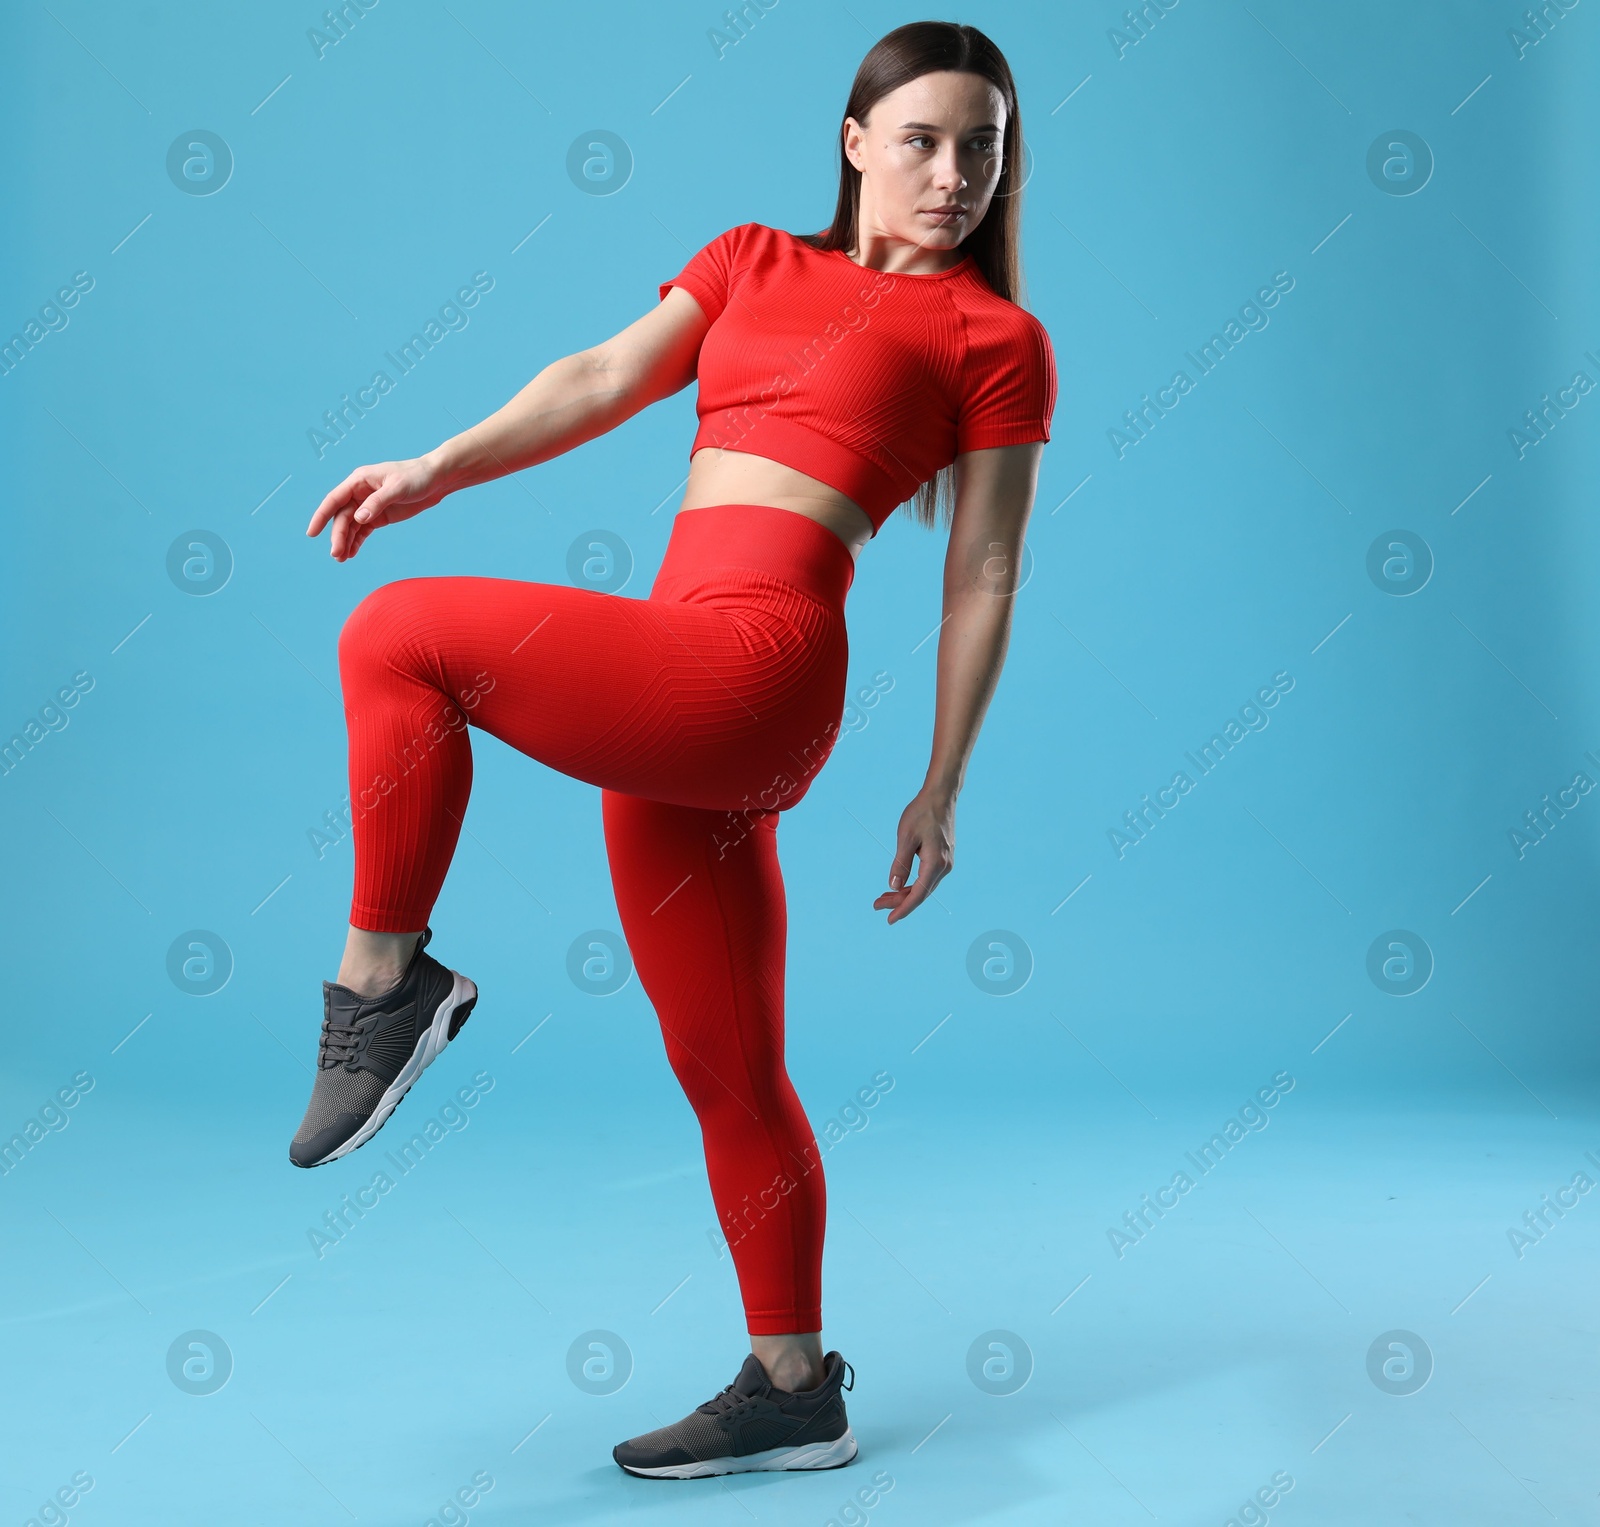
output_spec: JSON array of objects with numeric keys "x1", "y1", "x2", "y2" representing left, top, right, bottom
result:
[{"x1": 907, "y1": 134, "x2": 935, "y2": 149}]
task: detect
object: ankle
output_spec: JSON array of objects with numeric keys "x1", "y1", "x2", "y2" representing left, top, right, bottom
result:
[
  {"x1": 752, "y1": 1339, "x2": 825, "y2": 1393},
  {"x1": 766, "y1": 1360, "x2": 822, "y2": 1392},
  {"x1": 337, "y1": 928, "x2": 422, "y2": 997},
  {"x1": 336, "y1": 962, "x2": 405, "y2": 999}
]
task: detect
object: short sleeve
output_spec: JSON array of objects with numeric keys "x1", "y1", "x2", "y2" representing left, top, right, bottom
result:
[
  {"x1": 955, "y1": 312, "x2": 1057, "y2": 455},
  {"x1": 658, "y1": 224, "x2": 751, "y2": 325}
]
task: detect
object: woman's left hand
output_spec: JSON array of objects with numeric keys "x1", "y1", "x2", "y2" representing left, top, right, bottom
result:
[{"x1": 873, "y1": 786, "x2": 955, "y2": 924}]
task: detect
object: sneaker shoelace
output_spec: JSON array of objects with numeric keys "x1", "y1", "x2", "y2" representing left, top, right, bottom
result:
[
  {"x1": 318, "y1": 1013, "x2": 373, "y2": 1069},
  {"x1": 696, "y1": 1384, "x2": 762, "y2": 1419}
]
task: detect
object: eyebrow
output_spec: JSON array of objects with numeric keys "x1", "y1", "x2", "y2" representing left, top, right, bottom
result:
[{"x1": 898, "y1": 121, "x2": 1001, "y2": 132}]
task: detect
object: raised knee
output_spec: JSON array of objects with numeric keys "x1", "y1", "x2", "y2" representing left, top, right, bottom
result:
[{"x1": 338, "y1": 579, "x2": 427, "y2": 672}]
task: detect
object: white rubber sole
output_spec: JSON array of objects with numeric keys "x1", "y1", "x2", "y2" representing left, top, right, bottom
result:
[
  {"x1": 314, "y1": 969, "x2": 476, "y2": 1166},
  {"x1": 618, "y1": 1427, "x2": 858, "y2": 1480}
]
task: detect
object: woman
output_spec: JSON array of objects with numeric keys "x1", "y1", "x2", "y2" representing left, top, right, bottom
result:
[{"x1": 292, "y1": 19, "x2": 1054, "y2": 1480}]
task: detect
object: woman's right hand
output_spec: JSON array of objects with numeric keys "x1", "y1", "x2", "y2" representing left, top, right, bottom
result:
[{"x1": 306, "y1": 454, "x2": 449, "y2": 561}]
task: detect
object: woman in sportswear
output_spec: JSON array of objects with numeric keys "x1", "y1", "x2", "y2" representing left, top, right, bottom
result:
[{"x1": 290, "y1": 20, "x2": 1054, "y2": 1480}]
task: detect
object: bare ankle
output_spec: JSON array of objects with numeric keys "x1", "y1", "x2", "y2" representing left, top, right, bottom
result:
[
  {"x1": 337, "y1": 963, "x2": 404, "y2": 999},
  {"x1": 750, "y1": 1333, "x2": 824, "y2": 1392},
  {"x1": 775, "y1": 1362, "x2": 824, "y2": 1392},
  {"x1": 337, "y1": 928, "x2": 422, "y2": 997},
  {"x1": 769, "y1": 1361, "x2": 822, "y2": 1392}
]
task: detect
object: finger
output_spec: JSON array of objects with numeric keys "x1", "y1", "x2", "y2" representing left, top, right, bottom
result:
[
  {"x1": 351, "y1": 485, "x2": 397, "y2": 526},
  {"x1": 346, "y1": 516, "x2": 374, "y2": 559},
  {"x1": 332, "y1": 505, "x2": 361, "y2": 559},
  {"x1": 888, "y1": 876, "x2": 929, "y2": 922},
  {"x1": 308, "y1": 470, "x2": 375, "y2": 537},
  {"x1": 888, "y1": 878, "x2": 931, "y2": 923},
  {"x1": 887, "y1": 831, "x2": 918, "y2": 891},
  {"x1": 325, "y1": 495, "x2": 362, "y2": 555},
  {"x1": 888, "y1": 851, "x2": 950, "y2": 923}
]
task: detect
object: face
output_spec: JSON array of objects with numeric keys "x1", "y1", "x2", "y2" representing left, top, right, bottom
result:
[{"x1": 842, "y1": 70, "x2": 1007, "y2": 254}]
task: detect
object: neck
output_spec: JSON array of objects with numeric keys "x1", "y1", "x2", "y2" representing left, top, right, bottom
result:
[{"x1": 845, "y1": 207, "x2": 966, "y2": 276}]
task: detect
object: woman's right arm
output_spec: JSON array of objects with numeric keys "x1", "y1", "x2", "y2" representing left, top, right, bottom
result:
[{"x1": 306, "y1": 284, "x2": 710, "y2": 560}]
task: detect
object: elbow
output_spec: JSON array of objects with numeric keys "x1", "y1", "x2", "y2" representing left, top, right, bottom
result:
[
  {"x1": 978, "y1": 539, "x2": 1028, "y2": 598},
  {"x1": 576, "y1": 348, "x2": 639, "y2": 418},
  {"x1": 949, "y1": 565, "x2": 1024, "y2": 606},
  {"x1": 579, "y1": 348, "x2": 633, "y2": 408}
]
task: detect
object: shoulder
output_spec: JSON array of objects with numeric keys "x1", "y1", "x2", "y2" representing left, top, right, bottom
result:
[
  {"x1": 953, "y1": 276, "x2": 1052, "y2": 345},
  {"x1": 682, "y1": 222, "x2": 796, "y2": 278},
  {"x1": 1012, "y1": 307, "x2": 1056, "y2": 381},
  {"x1": 1011, "y1": 303, "x2": 1053, "y2": 353},
  {"x1": 668, "y1": 224, "x2": 810, "y2": 316},
  {"x1": 703, "y1": 221, "x2": 784, "y2": 255},
  {"x1": 953, "y1": 282, "x2": 1056, "y2": 373},
  {"x1": 945, "y1": 278, "x2": 1058, "y2": 439}
]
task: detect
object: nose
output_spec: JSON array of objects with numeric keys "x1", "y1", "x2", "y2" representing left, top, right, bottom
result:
[{"x1": 931, "y1": 143, "x2": 967, "y2": 193}]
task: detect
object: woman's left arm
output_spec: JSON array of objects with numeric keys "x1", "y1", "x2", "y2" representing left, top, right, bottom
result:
[{"x1": 875, "y1": 441, "x2": 1045, "y2": 924}]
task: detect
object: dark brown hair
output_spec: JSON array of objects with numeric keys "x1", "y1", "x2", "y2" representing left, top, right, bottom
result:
[{"x1": 797, "y1": 20, "x2": 1027, "y2": 531}]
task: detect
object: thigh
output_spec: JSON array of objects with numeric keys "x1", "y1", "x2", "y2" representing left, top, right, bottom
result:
[
  {"x1": 346, "y1": 574, "x2": 843, "y2": 811},
  {"x1": 601, "y1": 789, "x2": 788, "y2": 1077}
]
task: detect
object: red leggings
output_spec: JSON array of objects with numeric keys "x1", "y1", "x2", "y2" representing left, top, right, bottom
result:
[{"x1": 336, "y1": 505, "x2": 855, "y2": 1335}]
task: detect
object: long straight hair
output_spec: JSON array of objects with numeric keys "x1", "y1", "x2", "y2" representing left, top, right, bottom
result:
[{"x1": 795, "y1": 21, "x2": 1027, "y2": 531}]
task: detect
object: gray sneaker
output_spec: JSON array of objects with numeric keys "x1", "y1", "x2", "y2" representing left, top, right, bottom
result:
[
  {"x1": 289, "y1": 927, "x2": 477, "y2": 1168},
  {"x1": 613, "y1": 1350, "x2": 857, "y2": 1479}
]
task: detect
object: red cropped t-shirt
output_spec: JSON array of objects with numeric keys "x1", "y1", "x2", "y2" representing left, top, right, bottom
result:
[{"x1": 659, "y1": 222, "x2": 1056, "y2": 536}]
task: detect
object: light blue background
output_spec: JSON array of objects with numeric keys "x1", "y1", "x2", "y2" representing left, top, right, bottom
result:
[{"x1": 3, "y1": 1, "x2": 1598, "y2": 1522}]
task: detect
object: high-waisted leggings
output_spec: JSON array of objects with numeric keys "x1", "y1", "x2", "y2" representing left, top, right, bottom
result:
[{"x1": 336, "y1": 504, "x2": 855, "y2": 1335}]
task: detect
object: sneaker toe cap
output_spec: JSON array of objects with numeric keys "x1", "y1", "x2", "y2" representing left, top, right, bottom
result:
[
  {"x1": 613, "y1": 1436, "x2": 695, "y2": 1470},
  {"x1": 289, "y1": 1112, "x2": 362, "y2": 1168}
]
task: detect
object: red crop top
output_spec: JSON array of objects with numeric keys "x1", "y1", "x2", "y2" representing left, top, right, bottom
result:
[{"x1": 659, "y1": 222, "x2": 1056, "y2": 536}]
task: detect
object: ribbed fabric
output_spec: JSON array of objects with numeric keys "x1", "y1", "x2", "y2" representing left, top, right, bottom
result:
[
  {"x1": 336, "y1": 503, "x2": 852, "y2": 1332},
  {"x1": 602, "y1": 790, "x2": 825, "y2": 1334},
  {"x1": 660, "y1": 222, "x2": 1058, "y2": 534}
]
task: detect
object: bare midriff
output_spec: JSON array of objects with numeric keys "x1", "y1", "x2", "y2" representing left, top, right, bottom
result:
[{"x1": 679, "y1": 447, "x2": 875, "y2": 560}]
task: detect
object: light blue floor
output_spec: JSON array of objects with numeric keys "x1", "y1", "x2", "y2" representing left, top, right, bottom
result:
[{"x1": 4, "y1": 1026, "x2": 1595, "y2": 1524}]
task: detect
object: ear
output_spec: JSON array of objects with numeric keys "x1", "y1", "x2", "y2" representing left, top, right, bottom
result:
[{"x1": 842, "y1": 116, "x2": 867, "y2": 173}]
